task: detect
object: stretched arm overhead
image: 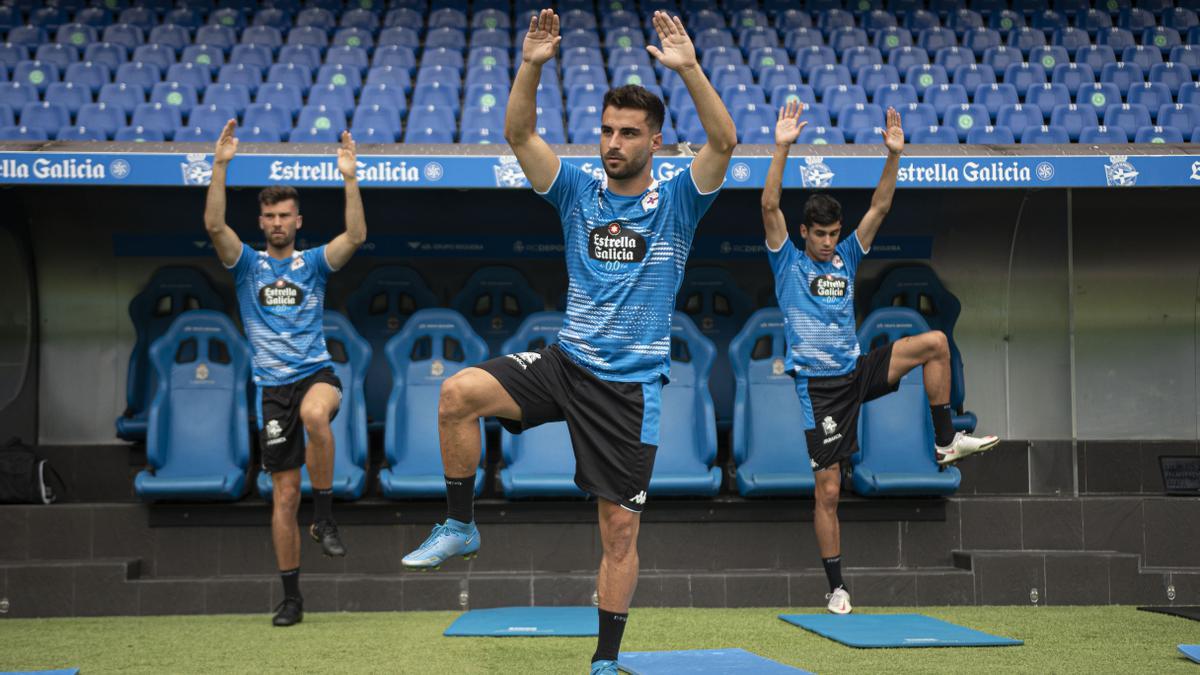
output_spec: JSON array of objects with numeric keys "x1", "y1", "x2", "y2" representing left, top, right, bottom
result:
[
  {"x1": 324, "y1": 131, "x2": 366, "y2": 271},
  {"x1": 203, "y1": 119, "x2": 244, "y2": 267},
  {"x1": 761, "y1": 100, "x2": 807, "y2": 251},
  {"x1": 504, "y1": 8, "x2": 562, "y2": 193},
  {"x1": 647, "y1": 11, "x2": 736, "y2": 193},
  {"x1": 855, "y1": 107, "x2": 904, "y2": 251}
]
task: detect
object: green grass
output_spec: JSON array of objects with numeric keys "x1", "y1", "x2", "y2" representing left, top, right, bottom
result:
[{"x1": 1, "y1": 606, "x2": 1196, "y2": 674}]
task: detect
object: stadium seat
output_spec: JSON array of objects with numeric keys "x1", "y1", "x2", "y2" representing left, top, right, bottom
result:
[
  {"x1": 1051, "y1": 62, "x2": 1096, "y2": 97},
  {"x1": 1100, "y1": 61, "x2": 1145, "y2": 98},
  {"x1": 1104, "y1": 102, "x2": 1154, "y2": 139},
  {"x1": 728, "y1": 309, "x2": 815, "y2": 497},
  {"x1": 1048, "y1": 103, "x2": 1098, "y2": 141},
  {"x1": 256, "y1": 311, "x2": 371, "y2": 501},
  {"x1": 202, "y1": 83, "x2": 251, "y2": 116},
  {"x1": 771, "y1": 83, "x2": 818, "y2": 107},
  {"x1": 974, "y1": 83, "x2": 1019, "y2": 121},
  {"x1": 1078, "y1": 125, "x2": 1129, "y2": 143},
  {"x1": 942, "y1": 103, "x2": 989, "y2": 139},
  {"x1": 151, "y1": 81, "x2": 199, "y2": 111},
  {"x1": 840, "y1": 102, "x2": 887, "y2": 135},
  {"x1": 114, "y1": 125, "x2": 165, "y2": 142},
  {"x1": 1157, "y1": 103, "x2": 1200, "y2": 133},
  {"x1": 1075, "y1": 45, "x2": 1118, "y2": 75},
  {"x1": 1004, "y1": 63, "x2": 1048, "y2": 96},
  {"x1": 1020, "y1": 124, "x2": 1071, "y2": 143},
  {"x1": 996, "y1": 103, "x2": 1044, "y2": 134},
  {"x1": 74, "y1": 102, "x2": 122, "y2": 138},
  {"x1": 18, "y1": 101, "x2": 70, "y2": 139},
  {"x1": 822, "y1": 84, "x2": 868, "y2": 119},
  {"x1": 255, "y1": 82, "x2": 303, "y2": 121},
  {"x1": 842, "y1": 46, "x2": 884, "y2": 75},
  {"x1": 1097, "y1": 27, "x2": 1137, "y2": 54},
  {"x1": 922, "y1": 82, "x2": 968, "y2": 113},
  {"x1": 675, "y1": 267, "x2": 754, "y2": 433},
  {"x1": 952, "y1": 63, "x2": 996, "y2": 92},
  {"x1": 911, "y1": 124, "x2": 960, "y2": 143},
  {"x1": 1169, "y1": 46, "x2": 1200, "y2": 78},
  {"x1": 450, "y1": 266, "x2": 543, "y2": 356},
  {"x1": 496, "y1": 312, "x2": 585, "y2": 498},
  {"x1": 98, "y1": 83, "x2": 143, "y2": 116},
  {"x1": 134, "y1": 310, "x2": 251, "y2": 501},
  {"x1": 296, "y1": 104, "x2": 349, "y2": 136},
  {"x1": 1148, "y1": 63, "x2": 1192, "y2": 98},
  {"x1": 1123, "y1": 45, "x2": 1164, "y2": 74},
  {"x1": 14, "y1": 60, "x2": 59, "y2": 93},
  {"x1": 966, "y1": 125, "x2": 1016, "y2": 143},
  {"x1": 850, "y1": 308, "x2": 961, "y2": 497},
  {"x1": 906, "y1": 63, "x2": 949, "y2": 96},
  {"x1": 1134, "y1": 125, "x2": 1185, "y2": 143},
  {"x1": 798, "y1": 124, "x2": 845, "y2": 144},
  {"x1": 933, "y1": 46, "x2": 973, "y2": 74},
  {"x1": 44, "y1": 82, "x2": 88, "y2": 116},
  {"x1": 1025, "y1": 83, "x2": 1071, "y2": 121},
  {"x1": 1128, "y1": 82, "x2": 1174, "y2": 113},
  {"x1": 63, "y1": 60, "x2": 109, "y2": 94},
  {"x1": 981, "y1": 45, "x2": 1022, "y2": 78},
  {"x1": 858, "y1": 64, "x2": 901, "y2": 95},
  {"x1": 1052, "y1": 27, "x2": 1091, "y2": 53},
  {"x1": 897, "y1": 101, "x2": 939, "y2": 138},
  {"x1": 379, "y1": 309, "x2": 487, "y2": 499}
]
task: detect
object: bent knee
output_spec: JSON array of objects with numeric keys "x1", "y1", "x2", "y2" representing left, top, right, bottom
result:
[
  {"x1": 439, "y1": 369, "x2": 487, "y2": 420},
  {"x1": 925, "y1": 330, "x2": 949, "y2": 357},
  {"x1": 300, "y1": 404, "x2": 332, "y2": 431}
]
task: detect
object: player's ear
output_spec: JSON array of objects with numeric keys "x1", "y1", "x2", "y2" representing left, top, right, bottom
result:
[
  {"x1": 295, "y1": 214, "x2": 303, "y2": 230},
  {"x1": 651, "y1": 129, "x2": 663, "y2": 152}
]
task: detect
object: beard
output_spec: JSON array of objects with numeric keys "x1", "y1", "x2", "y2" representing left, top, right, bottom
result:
[
  {"x1": 603, "y1": 152, "x2": 650, "y2": 180},
  {"x1": 268, "y1": 231, "x2": 295, "y2": 248}
]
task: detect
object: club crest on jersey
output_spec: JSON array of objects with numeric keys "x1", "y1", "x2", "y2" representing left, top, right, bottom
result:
[
  {"x1": 810, "y1": 274, "x2": 848, "y2": 299},
  {"x1": 260, "y1": 279, "x2": 304, "y2": 307},
  {"x1": 832, "y1": 255, "x2": 844, "y2": 269},
  {"x1": 641, "y1": 189, "x2": 659, "y2": 212},
  {"x1": 290, "y1": 256, "x2": 305, "y2": 271},
  {"x1": 590, "y1": 222, "x2": 646, "y2": 264}
]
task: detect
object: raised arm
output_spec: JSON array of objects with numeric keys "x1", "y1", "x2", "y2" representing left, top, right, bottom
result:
[
  {"x1": 647, "y1": 11, "x2": 736, "y2": 193},
  {"x1": 204, "y1": 119, "x2": 244, "y2": 267},
  {"x1": 761, "y1": 101, "x2": 807, "y2": 250},
  {"x1": 504, "y1": 9, "x2": 561, "y2": 193},
  {"x1": 856, "y1": 107, "x2": 904, "y2": 251},
  {"x1": 324, "y1": 131, "x2": 366, "y2": 271}
]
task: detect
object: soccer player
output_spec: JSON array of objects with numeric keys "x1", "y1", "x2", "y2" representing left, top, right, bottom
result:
[
  {"x1": 203, "y1": 120, "x2": 367, "y2": 626},
  {"x1": 400, "y1": 9, "x2": 735, "y2": 674},
  {"x1": 761, "y1": 102, "x2": 999, "y2": 615}
]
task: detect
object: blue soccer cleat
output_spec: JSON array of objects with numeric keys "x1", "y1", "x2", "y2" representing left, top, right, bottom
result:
[
  {"x1": 590, "y1": 660, "x2": 619, "y2": 675},
  {"x1": 402, "y1": 518, "x2": 480, "y2": 570}
]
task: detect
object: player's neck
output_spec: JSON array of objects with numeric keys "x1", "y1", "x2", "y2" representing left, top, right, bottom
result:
[
  {"x1": 265, "y1": 243, "x2": 295, "y2": 260},
  {"x1": 606, "y1": 171, "x2": 653, "y2": 197}
]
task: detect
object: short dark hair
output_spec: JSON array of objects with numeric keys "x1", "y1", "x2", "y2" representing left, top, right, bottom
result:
[
  {"x1": 259, "y1": 185, "x2": 299, "y2": 210},
  {"x1": 803, "y1": 193, "x2": 842, "y2": 228},
  {"x1": 602, "y1": 84, "x2": 665, "y2": 133}
]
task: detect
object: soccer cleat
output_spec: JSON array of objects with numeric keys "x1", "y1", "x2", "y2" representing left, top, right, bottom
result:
[
  {"x1": 401, "y1": 518, "x2": 480, "y2": 570},
  {"x1": 272, "y1": 597, "x2": 303, "y2": 626},
  {"x1": 826, "y1": 587, "x2": 852, "y2": 614},
  {"x1": 936, "y1": 431, "x2": 1000, "y2": 465},
  {"x1": 590, "y1": 659, "x2": 619, "y2": 675},
  {"x1": 310, "y1": 519, "x2": 347, "y2": 557}
]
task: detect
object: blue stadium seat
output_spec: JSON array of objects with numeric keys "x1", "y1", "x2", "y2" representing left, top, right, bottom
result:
[
  {"x1": 75, "y1": 102, "x2": 123, "y2": 138},
  {"x1": 905, "y1": 63, "x2": 949, "y2": 96},
  {"x1": 1148, "y1": 63, "x2": 1192, "y2": 98},
  {"x1": 952, "y1": 63, "x2": 996, "y2": 92},
  {"x1": 875, "y1": 27, "x2": 915, "y2": 53},
  {"x1": 102, "y1": 23, "x2": 144, "y2": 52},
  {"x1": 162, "y1": 10, "x2": 201, "y2": 31},
  {"x1": 134, "y1": 310, "x2": 251, "y2": 501},
  {"x1": 131, "y1": 102, "x2": 182, "y2": 140},
  {"x1": 0, "y1": 124, "x2": 49, "y2": 140},
  {"x1": 911, "y1": 124, "x2": 960, "y2": 143},
  {"x1": 798, "y1": 124, "x2": 845, "y2": 144},
  {"x1": 1097, "y1": 27, "x2": 1136, "y2": 53},
  {"x1": 975, "y1": 82, "x2": 1019, "y2": 120},
  {"x1": 770, "y1": 83, "x2": 818, "y2": 107},
  {"x1": 1104, "y1": 102, "x2": 1154, "y2": 139},
  {"x1": 256, "y1": 311, "x2": 371, "y2": 501},
  {"x1": 241, "y1": 26, "x2": 283, "y2": 51},
  {"x1": 202, "y1": 83, "x2": 251, "y2": 116},
  {"x1": 897, "y1": 101, "x2": 939, "y2": 137},
  {"x1": 194, "y1": 25, "x2": 235, "y2": 54},
  {"x1": 840, "y1": 102, "x2": 886, "y2": 134},
  {"x1": 1101, "y1": 62, "x2": 1146, "y2": 100},
  {"x1": 858, "y1": 64, "x2": 901, "y2": 94},
  {"x1": 165, "y1": 62, "x2": 212, "y2": 93},
  {"x1": 254, "y1": 82, "x2": 303, "y2": 120},
  {"x1": 1157, "y1": 103, "x2": 1200, "y2": 132},
  {"x1": 948, "y1": 9, "x2": 985, "y2": 36},
  {"x1": 822, "y1": 84, "x2": 868, "y2": 119},
  {"x1": 19, "y1": 101, "x2": 70, "y2": 138},
  {"x1": 989, "y1": 9, "x2": 1023, "y2": 34},
  {"x1": 1075, "y1": 45, "x2": 1117, "y2": 76},
  {"x1": 350, "y1": 103, "x2": 401, "y2": 141},
  {"x1": 918, "y1": 26, "x2": 958, "y2": 54},
  {"x1": 1134, "y1": 124, "x2": 1185, "y2": 143},
  {"x1": 296, "y1": 103, "x2": 348, "y2": 136},
  {"x1": 1051, "y1": 62, "x2": 1096, "y2": 96},
  {"x1": 379, "y1": 309, "x2": 487, "y2": 499},
  {"x1": 44, "y1": 82, "x2": 88, "y2": 116},
  {"x1": 980, "y1": 45, "x2": 1022, "y2": 78},
  {"x1": 97, "y1": 81, "x2": 143, "y2": 115},
  {"x1": 1020, "y1": 124, "x2": 1071, "y2": 143},
  {"x1": 1078, "y1": 124, "x2": 1129, "y2": 143},
  {"x1": 344, "y1": 266, "x2": 439, "y2": 431},
  {"x1": 905, "y1": 9, "x2": 941, "y2": 32},
  {"x1": 288, "y1": 126, "x2": 338, "y2": 143},
  {"x1": 119, "y1": 7, "x2": 157, "y2": 31},
  {"x1": 286, "y1": 25, "x2": 329, "y2": 51},
  {"x1": 922, "y1": 82, "x2": 968, "y2": 112},
  {"x1": 850, "y1": 308, "x2": 961, "y2": 497},
  {"x1": 785, "y1": 27, "x2": 825, "y2": 57},
  {"x1": 711, "y1": 64, "x2": 755, "y2": 90},
  {"x1": 795, "y1": 45, "x2": 838, "y2": 77},
  {"x1": 1145, "y1": 27, "x2": 1182, "y2": 54},
  {"x1": 151, "y1": 81, "x2": 199, "y2": 111},
  {"x1": 208, "y1": 8, "x2": 246, "y2": 31},
  {"x1": 1164, "y1": 7, "x2": 1200, "y2": 33},
  {"x1": 14, "y1": 60, "x2": 59, "y2": 93},
  {"x1": 996, "y1": 103, "x2": 1043, "y2": 133},
  {"x1": 1053, "y1": 27, "x2": 1092, "y2": 53},
  {"x1": 942, "y1": 102, "x2": 989, "y2": 139},
  {"x1": 1004, "y1": 63, "x2": 1047, "y2": 96},
  {"x1": 175, "y1": 125, "x2": 221, "y2": 142},
  {"x1": 838, "y1": 47, "x2": 880, "y2": 77},
  {"x1": 1127, "y1": 81, "x2": 1173, "y2": 114},
  {"x1": 378, "y1": 26, "x2": 420, "y2": 52},
  {"x1": 1008, "y1": 27, "x2": 1046, "y2": 56},
  {"x1": 933, "y1": 46, "x2": 973, "y2": 74},
  {"x1": 1024, "y1": 82, "x2": 1069, "y2": 121},
  {"x1": 296, "y1": 7, "x2": 337, "y2": 33},
  {"x1": 316, "y1": 63, "x2": 362, "y2": 97},
  {"x1": 966, "y1": 124, "x2": 1015, "y2": 143},
  {"x1": 1169, "y1": 46, "x2": 1200, "y2": 77},
  {"x1": 6, "y1": 26, "x2": 48, "y2": 49},
  {"x1": 729, "y1": 309, "x2": 815, "y2": 497},
  {"x1": 496, "y1": 312, "x2": 584, "y2": 498},
  {"x1": 1181, "y1": 82, "x2": 1200, "y2": 105},
  {"x1": 114, "y1": 125, "x2": 166, "y2": 142},
  {"x1": 0, "y1": 82, "x2": 35, "y2": 112},
  {"x1": 852, "y1": 125, "x2": 886, "y2": 143},
  {"x1": 829, "y1": 26, "x2": 869, "y2": 56},
  {"x1": 451, "y1": 266, "x2": 543, "y2": 356},
  {"x1": 35, "y1": 44, "x2": 78, "y2": 72},
  {"x1": 963, "y1": 27, "x2": 1002, "y2": 54},
  {"x1": 147, "y1": 24, "x2": 190, "y2": 53},
  {"x1": 723, "y1": 83, "x2": 768, "y2": 110},
  {"x1": 888, "y1": 46, "x2": 929, "y2": 75},
  {"x1": 180, "y1": 45, "x2": 225, "y2": 77},
  {"x1": 808, "y1": 64, "x2": 854, "y2": 94},
  {"x1": 873, "y1": 81, "x2": 916, "y2": 109}
]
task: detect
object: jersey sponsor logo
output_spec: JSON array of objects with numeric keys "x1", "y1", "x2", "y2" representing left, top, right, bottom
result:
[
  {"x1": 259, "y1": 279, "x2": 304, "y2": 307},
  {"x1": 810, "y1": 274, "x2": 848, "y2": 298},
  {"x1": 589, "y1": 222, "x2": 646, "y2": 264}
]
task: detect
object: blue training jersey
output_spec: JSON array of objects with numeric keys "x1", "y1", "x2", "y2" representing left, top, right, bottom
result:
[
  {"x1": 768, "y1": 231, "x2": 868, "y2": 378},
  {"x1": 538, "y1": 161, "x2": 720, "y2": 383},
  {"x1": 228, "y1": 242, "x2": 333, "y2": 386}
]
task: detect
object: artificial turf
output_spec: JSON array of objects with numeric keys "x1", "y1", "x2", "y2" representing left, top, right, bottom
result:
[{"x1": 1, "y1": 605, "x2": 1197, "y2": 674}]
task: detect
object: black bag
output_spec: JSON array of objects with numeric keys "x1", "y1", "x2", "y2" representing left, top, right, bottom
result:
[{"x1": 0, "y1": 438, "x2": 61, "y2": 504}]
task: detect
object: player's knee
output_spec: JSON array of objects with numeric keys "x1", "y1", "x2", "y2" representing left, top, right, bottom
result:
[
  {"x1": 601, "y1": 513, "x2": 638, "y2": 559},
  {"x1": 300, "y1": 403, "x2": 331, "y2": 433},
  {"x1": 439, "y1": 371, "x2": 481, "y2": 421},
  {"x1": 815, "y1": 480, "x2": 840, "y2": 508},
  {"x1": 926, "y1": 330, "x2": 949, "y2": 359},
  {"x1": 273, "y1": 481, "x2": 301, "y2": 511}
]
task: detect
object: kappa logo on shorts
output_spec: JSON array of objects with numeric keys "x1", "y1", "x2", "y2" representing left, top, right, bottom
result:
[
  {"x1": 630, "y1": 491, "x2": 647, "y2": 505},
  {"x1": 505, "y1": 351, "x2": 542, "y2": 370}
]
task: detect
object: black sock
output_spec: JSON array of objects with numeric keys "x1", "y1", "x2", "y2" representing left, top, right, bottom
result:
[
  {"x1": 931, "y1": 403, "x2": 955, "y2": 447},
  {"x1": 592, "y1": 609, "x2": 628, "y2": 663},
  {"x1": 313, "y1": 487, "x2": 333, "y2": 523},
  {"x1": 444, "y1": 474, "x2": 476, "y2": 524},
  {"x1": 822, "y1": 556, "x2": 845, "y2": 594},
  {"x1": 280, "y1": 567, "x2": 301, "y2": 600}
]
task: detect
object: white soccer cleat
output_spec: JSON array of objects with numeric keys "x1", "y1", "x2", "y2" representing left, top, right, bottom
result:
[
  {"x1": 936, "y1": 431, "x2": 1000, "y2": 465},
  {"x1": 825, "y1": 587, "x2": 852, "y2": 615}
]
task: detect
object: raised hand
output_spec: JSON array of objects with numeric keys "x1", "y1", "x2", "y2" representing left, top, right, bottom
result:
[
  {"x1": 521, "y1": 8, "x2": 560, "y2": 66},
  {"x1": 214, "y1": 119, "x2": 238, "y2": 164},
  {"x1": 646, "y1": 11, "x2": 697, "y2": 72},
  {"x1": 337, "y1": 130, "x2": 357, "y2": 179},
  {"x1": 775, "y1": 100, "x2": 807, "y2": 146},
  {"x1": 882, "y1": 106, "x2": 904, "y2": 154}
]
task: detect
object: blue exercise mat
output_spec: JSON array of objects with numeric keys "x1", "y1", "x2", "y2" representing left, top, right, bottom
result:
[
  {"x1": 443, "y1": 606, "x2": 597, "y2": 637},
  {"x1": 618, "y1": 649, "x2": 812, "y2": 674},
  {"x1": 1180, "y1": 645, "x2": 1200, "y2": 664},
  {"x1": 779, "y1": 613, "x2": 1023, "y2": 648},
  {"x1": 1, "y1": 670, "x2": 79, "y2": 675}
]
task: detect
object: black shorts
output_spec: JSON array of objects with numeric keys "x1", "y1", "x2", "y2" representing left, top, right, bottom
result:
[
  {"x1": 257, "y1": 367, "x2": 342, "y2": 474},
  {"x1": 798, "y1": 344, "x2": 897, "y2": 472},
  {"x1": 475, "y1": 344, "x2": 661, "y2": 513}
]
